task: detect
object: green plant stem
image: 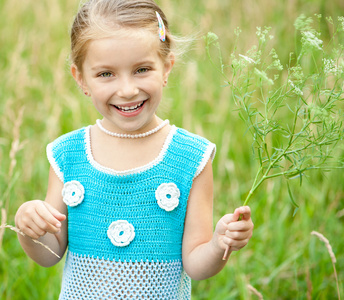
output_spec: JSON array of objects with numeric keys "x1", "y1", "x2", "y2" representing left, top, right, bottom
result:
[
  {"x1": 243, "y1": 102, "x2": 302, "y2": 205},
  {"x1": 243, "y1": 148, "x2": 287, "y2": 205}
]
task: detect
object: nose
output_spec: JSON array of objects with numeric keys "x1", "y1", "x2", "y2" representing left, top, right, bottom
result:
[{"x1": 116, "y1": 76, "x2": 139, "y2": 99}]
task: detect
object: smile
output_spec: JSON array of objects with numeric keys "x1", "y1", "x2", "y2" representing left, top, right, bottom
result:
[{"x1": 114, "y1": 101, "x2": 145, "y2": 112}]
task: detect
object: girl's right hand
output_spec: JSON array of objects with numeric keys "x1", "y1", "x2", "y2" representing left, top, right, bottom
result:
[{"x1": 15, "y1": 200, "x2": 66, "y2": 240}]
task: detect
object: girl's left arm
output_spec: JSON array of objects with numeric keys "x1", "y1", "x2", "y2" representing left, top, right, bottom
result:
[{"x1": 182, "y1": 160, "x2": 254, "y2": 280}]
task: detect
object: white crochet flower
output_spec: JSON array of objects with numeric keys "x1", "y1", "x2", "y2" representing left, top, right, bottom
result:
[
  {"x1": 155, "y1": 182, "x2": 180, "y2": 212},
  {"x1": 107, "y1": 220, "x2": 135, "y2": 247},
  {"x1": 62, "y1": 180, "x2": 85, "y2": 207}
]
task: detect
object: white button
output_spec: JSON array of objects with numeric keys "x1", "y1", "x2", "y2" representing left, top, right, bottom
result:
[
  {"x1": 155, "y1": 182, "x2": 180, "y2": 212},
  {"x1": 107, "y1": 220, "x2": 135, "y2": 247},
  {"x1": 62, "y1": 180, "x2": 85, "y2": 207}
]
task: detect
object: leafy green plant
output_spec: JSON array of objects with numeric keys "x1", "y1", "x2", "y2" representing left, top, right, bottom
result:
[{"x1": 205, "y1": 14, "x2": 344, "y2": 213}]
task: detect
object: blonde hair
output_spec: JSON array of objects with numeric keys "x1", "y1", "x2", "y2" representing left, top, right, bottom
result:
[{"x1": 70, "y1": 0, "x2": 175, "y2": 72}]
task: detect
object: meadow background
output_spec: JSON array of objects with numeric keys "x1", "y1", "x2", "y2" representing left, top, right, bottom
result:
[{"x1": 0, "y1": 0, "x2": 343, "y2": 299}]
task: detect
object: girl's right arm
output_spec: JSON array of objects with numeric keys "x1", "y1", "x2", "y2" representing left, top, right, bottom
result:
[{"x1": 15, "y1": 167, "x2": 67, "y2": 267}]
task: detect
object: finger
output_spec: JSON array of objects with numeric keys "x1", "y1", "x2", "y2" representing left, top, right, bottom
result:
[
  {"x1": 232, "y1": 208, "x2": 241, "y2": 222},
  {"x1": 31, "y1": 212, "x2": 61, "y2": 234},
  {"x1": 35, "y1": 203, "x2": 64, "y2": 232},
  {"x1": 21, "y1": 227, "x2": 41, "y2": 240},
  {"x1": 28, "y1": 222, "x2": 49, "y2": 239},
  {"x1": 234, "y1": 206, "x2": 251, "y2": 221},
  {"x1": 230, "y1": 206, "x2": 251, "y2": 223},
  {"x1": 223, "y1": 236, "x2": 250, "y2": 251},
  {"x1": 44, "y1": 202, "x2": 66, "y2": 222},
  {"x1": 227, "y1": 219, "x2": 253, "y2": 231},
  {"x1": 225, "y1": 229, "x2": 252, "y2": 241},
  {"x1": 18, "y1": 222, "x2": 45, "y2": 240}
]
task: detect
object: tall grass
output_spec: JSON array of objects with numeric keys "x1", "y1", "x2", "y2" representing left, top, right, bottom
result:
[{"x1": 1, "y1": 0, "x2": 343, "y2": 299}]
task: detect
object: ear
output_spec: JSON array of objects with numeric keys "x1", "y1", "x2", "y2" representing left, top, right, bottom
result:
[
  {"x1": 163, "y1": 52, "x2": 175, "y2": 87},
  {"x1": 71, "y1": 64, "x2": 89, "y2": 96}
]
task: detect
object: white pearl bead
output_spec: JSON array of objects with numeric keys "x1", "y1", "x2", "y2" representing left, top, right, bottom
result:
[{"x1": 96, "y1": 119, "x2": 169, "y2": 138}]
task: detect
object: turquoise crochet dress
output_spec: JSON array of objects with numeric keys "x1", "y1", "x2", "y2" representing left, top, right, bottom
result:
[{"x1": 47, "y1": 124, "x2": 216, "y2": 300}]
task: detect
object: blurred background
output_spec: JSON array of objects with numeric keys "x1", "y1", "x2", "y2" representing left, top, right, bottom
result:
[{"x1": 0, "y1": 0, "x2": 343, "y2": 299}]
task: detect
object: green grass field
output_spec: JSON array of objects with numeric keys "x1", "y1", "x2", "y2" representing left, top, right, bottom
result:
[{"x1": 0, "y1": 0, "x2": 343, "y2": 299}]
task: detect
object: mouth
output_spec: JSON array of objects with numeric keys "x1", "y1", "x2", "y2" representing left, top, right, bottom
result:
[{"x1": 113, "y1": 101, "x2": 145, "y2": 113}]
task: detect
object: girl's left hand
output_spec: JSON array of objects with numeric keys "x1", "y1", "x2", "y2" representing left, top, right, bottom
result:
[{"x1": 214, "y1": 206, "x2": 254, "y2": 252}]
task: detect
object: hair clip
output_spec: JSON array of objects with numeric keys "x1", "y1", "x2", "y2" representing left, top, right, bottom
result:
[{"x1": 155, "y1": 11, "x2": 166, "y2": 42}]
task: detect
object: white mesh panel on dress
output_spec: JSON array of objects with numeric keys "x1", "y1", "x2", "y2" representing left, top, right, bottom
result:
[{"x1": 59, "y1": 251, "x2": 191, "y2": 300}]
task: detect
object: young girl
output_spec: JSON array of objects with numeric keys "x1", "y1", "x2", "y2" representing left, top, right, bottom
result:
[{"x1": 15, "y1": 0, "x2": 253, "y2": 298}]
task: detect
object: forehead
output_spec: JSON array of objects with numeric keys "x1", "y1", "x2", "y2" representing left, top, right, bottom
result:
[{"x1": 83, "y1": 29, "x2": 162, "y2": 68}]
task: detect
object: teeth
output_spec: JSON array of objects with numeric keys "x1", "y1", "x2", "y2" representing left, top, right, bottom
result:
[{"x1": 116, "y1": 102, "x2": 143, "y2": 111}]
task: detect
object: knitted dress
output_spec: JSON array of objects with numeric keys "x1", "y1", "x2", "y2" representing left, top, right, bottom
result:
[{"x1": 47, "y1": 124, "x2": 216, "y2": 300}]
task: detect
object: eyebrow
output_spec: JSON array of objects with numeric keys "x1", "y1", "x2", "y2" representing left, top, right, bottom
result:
[
  {"x1": 90, "y1": 64, "x2": 114, "y2": 71},
  {"x1": 90, "y1": 60, "x2": 157, "y2": 71},
  {"x1": 134, "y1": 60, "x2": 157, "y2": 67}
]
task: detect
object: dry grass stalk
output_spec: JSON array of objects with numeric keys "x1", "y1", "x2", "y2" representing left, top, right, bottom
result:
[
  {"x1": 8, "y1": 107, "x2": 25, "y2": 179},
  {"x1": 3, "y1": 107, "x2": 27, "y2": 218},
  {"x1": 0, "y1": 208, "x2": 7, "y2": 248},
  {"x1": 311, "y1": 231, "x2": 336, "y2": 263},
  {"x1": 247, "y1": 284, "x2": 264, "y2": 300},
  {"x1": 336, "y1": 209, "x2": 344, "y2": 218},
  {"x1": 0, "y1": 224, "x2": 61, "y2": 259},
  {"x1": 306, "y1": 267, "x2": 313, "y2": 300},
  {"x1": 311, "y1": 231, "x2": 340, "y2": 300}
]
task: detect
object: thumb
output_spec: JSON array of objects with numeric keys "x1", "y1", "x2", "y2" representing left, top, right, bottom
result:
[{"x1": 216, "y1": 214, "x2": 233, "y2": 235}]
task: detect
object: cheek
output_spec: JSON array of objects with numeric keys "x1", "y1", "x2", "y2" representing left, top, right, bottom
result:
[
  {"x1": 89, "y1": 91, "x2": 110, "y2": 110},
  {"x1": 149, "y1": 74, "x2": 165, "y2": 89},
  {"x1": 149, "y1": 82, "x2": 164, "y2": 98},
  {"x1": 91, "y1": 97, "x2": 102, "y2": 110},
  {"x1": 90, "y1": 84, "x2": 113, "y2": 99}
]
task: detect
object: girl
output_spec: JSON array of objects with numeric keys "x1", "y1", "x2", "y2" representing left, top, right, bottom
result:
[{"x1": 15, "y1": 0, "x2": 253, "y2": 298}]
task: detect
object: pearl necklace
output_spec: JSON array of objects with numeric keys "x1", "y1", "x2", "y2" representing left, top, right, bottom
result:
[{"x1": 96, "y1": 119, "x2": 170, "y2": 138}]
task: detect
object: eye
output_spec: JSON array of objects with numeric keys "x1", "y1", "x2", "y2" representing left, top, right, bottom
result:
[
  {"x1": 136, "y1": 67, "x2": 150, "y2": 74},
  {"x1": 99, "y1": 72, "x2": 113, "y2": 78}
]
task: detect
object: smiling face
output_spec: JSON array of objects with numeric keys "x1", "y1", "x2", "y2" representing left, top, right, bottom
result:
[{"x1": 71, "y1": 29, "x2": 174, "y2": 134}]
